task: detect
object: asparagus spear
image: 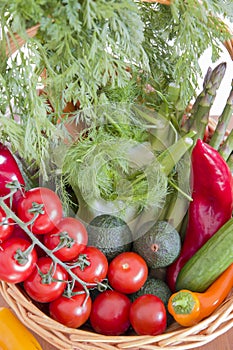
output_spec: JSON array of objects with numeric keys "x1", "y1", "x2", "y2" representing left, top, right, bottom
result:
[
  {"x1": 181, "y1": 63, "x2": 227, "y2": 140},
  {"x1": 218, "y1": 128, "x2": 233, "y2": 161},
  {"x1": 209, "y1": 80, "x2": 233, "y2": 150},
  {"x1": 181, "y1": 67, "x2": 213, "y2": 134},
  {"x1": 226, "y1": 153, "x2": 233, "y2": 174}
]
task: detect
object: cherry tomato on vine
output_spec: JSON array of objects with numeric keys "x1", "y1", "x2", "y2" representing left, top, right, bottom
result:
[
  {"x1": 23, "y1": 256, "x2": 68, "y2": 303},
  {"x1": 90, "y1": 290, "x2": 131, "y2": 335},
  {"x1": 11, "y1": 224, "x2": 31, "y2": 242},
  {"x1": 43, "y1": 217, "x2": 88, "y2": 261},
  {"x1": 107, "y1": 251, "x2": 148, "y2": 294},
  {"x1": 72, "y1": 246, "x2": 108, "y2": 287},
  {"x1": 49, "y1": 288, "x2": 92, "y2": 328},
  {"x1": 17, "y1": 187, "x2": 63, "y2": 234},
  {"x1": 10, "y1": 225, "x2": 46, "y2": 258},
  {"x1": 0, "y1": 206, "x2": 14, "y2": 242},
  {"x1": 0, "y1": 237, "x2": 37, "y2": 283},
  {"x1": 129, "y1": 294, "x2": 167, "y2": 335}
]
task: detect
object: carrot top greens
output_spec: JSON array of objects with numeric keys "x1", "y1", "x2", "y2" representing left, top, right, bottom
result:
[{"x1": 0, "y1": 0, "x2": 232, "y2": 171}]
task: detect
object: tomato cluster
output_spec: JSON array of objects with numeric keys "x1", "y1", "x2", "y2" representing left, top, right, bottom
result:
[{"x1": 0, "y1": 186, "x2": 167, "y2": 336}]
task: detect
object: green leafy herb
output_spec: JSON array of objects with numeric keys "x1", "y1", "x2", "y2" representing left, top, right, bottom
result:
[
  {"x1": 62, "y1": 117, "x2": 168, "y2": 212},
  {"x1": 0, "y1": 0, "x2": 232, "y2": 177},
  {"x1": 138, "y1": 0, "x2": 232, "y2": 109}
]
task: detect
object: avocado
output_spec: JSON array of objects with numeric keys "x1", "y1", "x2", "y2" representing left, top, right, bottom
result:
[
  {"x1": 132, "y1": 220, "x2": 181, "y2": 268},
  {"x1": 87, "y1": 214, "x2": 133, "y2": 261},
  {"x1": 129, "y1": 276, "x2": 172, "y2": 306}
]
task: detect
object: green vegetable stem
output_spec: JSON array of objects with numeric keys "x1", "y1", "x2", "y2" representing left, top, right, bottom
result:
[
  {"x1": 182, "y1": 63, "x2": 227, "y2": 141},
  {"x1": 209, "y1": 80, "x2": 233, "y2": 151},
  {"x1": 0, "y1": 186, "x2": 98, "y2": 300}
]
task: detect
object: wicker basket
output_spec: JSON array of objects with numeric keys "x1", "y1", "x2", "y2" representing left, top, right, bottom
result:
[
  {"x1": 1, "y1": 1, "x2": 233, "y2": 349},
  {"x1": 0, "y1": 283, "x2": 232, "y2": 350}
]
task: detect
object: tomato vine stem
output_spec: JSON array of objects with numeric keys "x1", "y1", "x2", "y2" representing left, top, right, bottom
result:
[{"x1": 0, "y1": 185, "x2": 92, "y2": 301}]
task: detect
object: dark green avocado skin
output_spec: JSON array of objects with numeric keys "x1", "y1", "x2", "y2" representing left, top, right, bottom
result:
[
  {"x1": 132, "y1": 221, "x2": 181, "y2": 269},
  {"x1": 129, "y1": 276, "x2": 172, "y2": 306},
  {"x1": 87, "y1": 214, "x2": 133, "y2": 261}
]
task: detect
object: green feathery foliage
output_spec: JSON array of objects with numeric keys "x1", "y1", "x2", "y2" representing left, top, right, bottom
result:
[{"x1": 0, "y1": 0, "x2": 232, "y2": 172}]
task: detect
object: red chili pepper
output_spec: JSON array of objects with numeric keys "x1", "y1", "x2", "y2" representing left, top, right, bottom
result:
[
  {"x1": 166, "y1": 139, "x2": 233, "y2": 291},
  {"x1": 0, "y1": 143, "x2": 25, "y2": 207}
]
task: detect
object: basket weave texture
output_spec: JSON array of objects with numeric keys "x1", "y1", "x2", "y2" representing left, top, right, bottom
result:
[
  {"x1": 1, "y1": 1, "x2": 233, "y2": 349},
  {"x1": 0, "y1": 283, "x2": 232, "y2": 350}
]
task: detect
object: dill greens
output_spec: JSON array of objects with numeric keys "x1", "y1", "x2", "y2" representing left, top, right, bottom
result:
[
  {"x1": 0, "y1": 0, "x2": 232, "y2": 179},
  {"x1": 62, "y1": 121, "x2": 168, "y2": 222}
]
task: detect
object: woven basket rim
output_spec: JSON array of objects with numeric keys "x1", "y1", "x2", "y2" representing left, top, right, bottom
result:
[
  {"x1": 1, "y1": 2, "x2": 233, "y2": 349},
  {"x1": 0, "y1": 281, "x2": 232, "y2": 350}
]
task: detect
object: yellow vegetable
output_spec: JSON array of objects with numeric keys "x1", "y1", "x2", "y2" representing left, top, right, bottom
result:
[{"x1": 0, "y1": 307, "x2": 42, "y2": 350}]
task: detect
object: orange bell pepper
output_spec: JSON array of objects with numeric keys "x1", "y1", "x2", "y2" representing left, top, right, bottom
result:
[
  {"x1": 168, "y1": 263, "x2": 233, "y2": 327},
  {"x1": 0, "y1": 307, "x2": 42, "y2": 350}
]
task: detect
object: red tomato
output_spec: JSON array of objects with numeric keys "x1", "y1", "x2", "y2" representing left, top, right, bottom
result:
[
  {"x1": 90, "y1": 290, "x2": 131, "y2": 335},
  {"x1": 43, "y1": 217, "x2": 88, "y2": 261},
  {"x1": 0, "y1": 207, "x2": 14, "y2": 242},
  {"x1": 72, "y1": 246, "x2": 108, "y2": 287},
  {"x1": 11, "y1": 224, "x2": 31, "y2": 241},
  {"x1": 49, "y1": 289, "x2": 92, "y2": 328},
  {"x1": 129, "y1": 294, "x2": 167, "y2": 335},
  {"x1": 10, "y1": 226, "x2": 46, "y2": 258},
  {"x1": 17, "y1": 187, "x2": 63, "y2": 234},
  {"x1": 107, "y1": 252, "x2": 148, "y2": 294},
  {"x1": 23, "y1": 256, "x2": 68, "y2": 303},
  {"x1": 0, "y1": 237, "x2": 37, "y2": 283}
]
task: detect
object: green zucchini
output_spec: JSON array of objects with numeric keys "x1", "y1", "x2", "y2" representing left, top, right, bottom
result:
[{"x1": 176, "y1": 217, "x2": 233, "y2": 292}]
